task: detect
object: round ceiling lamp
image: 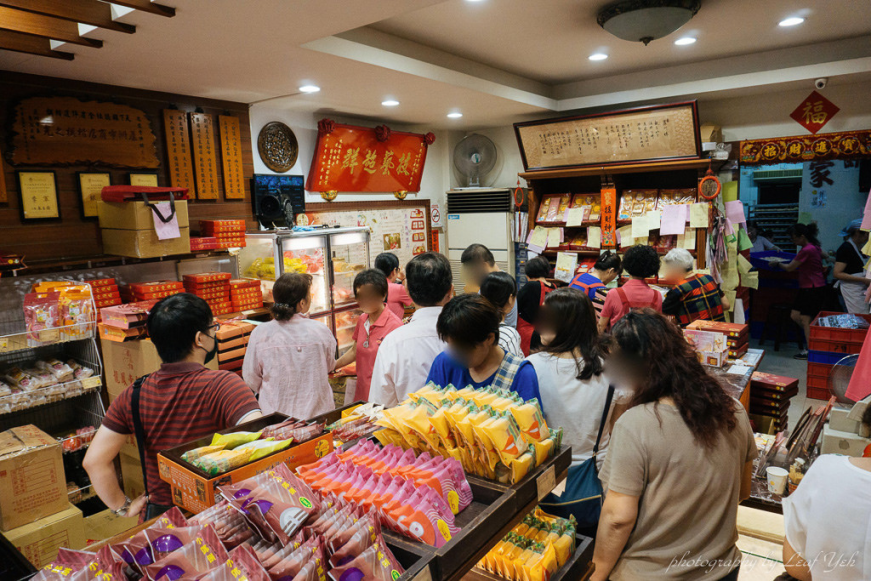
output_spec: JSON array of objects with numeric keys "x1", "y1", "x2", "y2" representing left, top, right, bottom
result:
[{"x1": 597, "y1": 0, "x2": 702, "y2": 45}]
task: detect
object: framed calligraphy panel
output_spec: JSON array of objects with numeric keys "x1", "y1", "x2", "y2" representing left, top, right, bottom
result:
[
  {"x1": 190, "y1": 112, "x2": 219, "y2": 200},
  {"x1": 514, "y1": 101, "x2": 701, "y2": 171},
  {"x1": 219, "y1": 115, "x2": 246, "y2": 199},
  {"x1": 306, "y1": 120, "x2": 433, "y2": 193},
  {"x1": 17, "y1": 171, "x2": 60, "y2": 221},
  {"x1": 11, "y1": 97, "x2": 158, "y2": 168},
  {"x1": 162, "y1": 110, "x2": 197, "y2": 197},
  {"x1": 740, "y1": 130, "x2": 871, "y2": 165}
]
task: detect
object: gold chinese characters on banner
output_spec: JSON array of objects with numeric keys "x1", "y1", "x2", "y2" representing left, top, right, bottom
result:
[
  {"x1": 740, "y1": 130, "x2": 871, "y2": 165},
  {"x1": 11, "y1": 97, "x2": 158, "y2": 168},
  {"x1": 219, "y1": 115, "x2": 246, "y2": 199},
  {"x1": 514, "y1": 102, "x2": 701, "y2": 171},
  {"x1": 190, "y1": 112, "x2": 219, "y2": 200},
  {"x1": 162, "y1": 110, "x2": 196, "y2": 197}
]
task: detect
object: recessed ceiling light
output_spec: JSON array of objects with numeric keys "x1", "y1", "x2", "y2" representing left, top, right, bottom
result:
[
  {"x1": 588, "y1": 53, "x2": 608, "y2": 61},
  {"x1": 674, "y1": 36, "x2": 696, "y2": 45},
  {"x1": 778, "y1": 17, "x2": 805, "y2": 27},
  {"x1": 382, "y1": 99, "x2": 400, "y2": 107},
  {"x1": 299, "y1": 85, "x2": 320, "y2": 93},
  {"x1": 447, "y1": 112, "x2": 463, "y2": 119}
]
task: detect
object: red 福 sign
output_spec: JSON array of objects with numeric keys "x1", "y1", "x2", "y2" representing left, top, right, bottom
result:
[
  {"x1": 789, "y1": 91, "x2": 839, "y2": 135},
  {"x1": 306, "y1": 119, "x2": 434, "y2": 193}
]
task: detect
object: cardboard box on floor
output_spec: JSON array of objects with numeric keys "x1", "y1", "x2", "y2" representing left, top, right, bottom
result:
[
  {"x1": 821, "y1": 424, "x2": 871, "y2": 457},
  {"x1": 157, "y1": 413, "x2": 333, "y2": 514},
  {"x1": 2, "y1": 504, "x2": 85, "y2": 568},
  {"x1": 83, "y1": 509, "x2": 138, "y2": 546},
  {"x1": 120, "y1": 451, "x2": 145, "y2": 500},
  {"x1": 0, "y1": 425, "x2": 69, "y2": 531}
]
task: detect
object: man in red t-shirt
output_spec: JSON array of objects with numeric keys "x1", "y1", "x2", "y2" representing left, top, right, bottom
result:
[{"x1": 84, "y1": 294, "x2": 261, "y2": 520}]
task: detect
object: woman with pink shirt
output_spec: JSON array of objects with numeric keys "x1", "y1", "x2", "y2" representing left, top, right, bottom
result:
[
  {"x1": 598, "y1": 245, "x2": 663, "y2": 333},
  {"x1": 243, "y1": 273, "x2": 336, "y2": 418},
  {"x1": 335, "y1": 269, "x2": 403, "y2": 401},
  {"x1": 769, "y1": 222, "x2": 828, "y2": 360},
  {"x1": 375, "y1": 252, "x2": 413, "y2": 319}
]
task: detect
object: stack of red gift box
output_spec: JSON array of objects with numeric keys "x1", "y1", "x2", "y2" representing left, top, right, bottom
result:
[
  {"x1": 190, "y1": 237, "x2": 218, "y2": 252},
  {"x1": 126, "y1": 281, "x2": 185, "y2": 302},
  {"x1": 686, "y1": 320, "x2": 749, "y2": 359},
  {"x1": 199, "y1": 220, "x2": 247, "y2": 249},
  {"x1": 229, "y1": 278, "x2": 263, "y2": 312},
  {"x1": 88, "y1": 278, "x2": 122, "y2": 313},
  {"x1": 183, "y1": 272, "x2": 233, "y2": 315}
]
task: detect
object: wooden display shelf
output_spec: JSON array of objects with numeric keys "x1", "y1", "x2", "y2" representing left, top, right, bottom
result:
[
  {"x1": 519, "y1": 158, "x2": 712, "y2": 181},
  {"x1": 8, "y1": 250, "x2": 233, "y2": 276}
]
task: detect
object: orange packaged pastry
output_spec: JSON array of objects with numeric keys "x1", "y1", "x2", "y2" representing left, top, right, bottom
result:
[{"x1": 536, "y1": 196, "x2": 553, "y2": 223}]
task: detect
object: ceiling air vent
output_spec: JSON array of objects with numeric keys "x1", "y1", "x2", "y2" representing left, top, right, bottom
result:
[
  {"x1": 752, "y1": 169, "x2": 803, "y2": 183},
  {"x1": 446, "y1": 188, "x2": 512, "y2": 214}
]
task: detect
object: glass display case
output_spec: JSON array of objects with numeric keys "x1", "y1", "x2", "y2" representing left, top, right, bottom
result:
[{"x1": 238, "y1": 227, "x2": 371, "y2": 346}]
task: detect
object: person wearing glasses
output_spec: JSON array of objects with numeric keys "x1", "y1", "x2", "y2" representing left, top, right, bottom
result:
[
  {"x1": 426, "y1": 294, "x2": 541, "y2": 404},
  {"x1": 84, "y1": 293, "x2": 262, "y2": 521},
  {"x1": 243, "y1": 272, "x2": 337, "y2": 418}
]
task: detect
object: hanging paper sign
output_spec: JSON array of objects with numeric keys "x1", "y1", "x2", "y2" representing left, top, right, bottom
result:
[
  {"x1": 11, "y1": 96, "x2": 158, "y2": 168},
  {"x1": 306, "y1": 119, "x2": 433, "y2": 193},
  {"x1": 162, "y1": 110, "x2": 197, "y2": 197},
  {"x1": 740, "y1": 130, "x2": 871, "y2": 165},
  {"x1": 789, "y1": 90, "x2": 839, "y2": 135},
  {"x1": 600, "y1": 186, "x2": 617, "y2": 248}
]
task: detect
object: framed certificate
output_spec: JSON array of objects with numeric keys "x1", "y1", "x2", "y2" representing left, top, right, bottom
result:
[
  {"x1": 17, "y1": 171, "x2": 60, "y2": 221},
  {"x1": 77, "y1": 172, "x2": 111, "y2": 218},
  {"x1": 128, "y1": 172, "x2": 159, "y2": 187}
]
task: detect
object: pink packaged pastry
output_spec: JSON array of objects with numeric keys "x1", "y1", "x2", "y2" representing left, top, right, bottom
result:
[
  {"x1": 328, "y1": 538, "x2": 405, "y2": 581},
  {"x1": 198, "y1": 545, "x2": 270, "y2": 581},
  {"x1": 143, "y1": 525, "x2": 228, "y2": 581}
]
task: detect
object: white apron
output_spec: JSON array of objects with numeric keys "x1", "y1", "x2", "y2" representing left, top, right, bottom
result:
[{"x1": 837, "y1": 240, "x2": 871, "y2": 314}]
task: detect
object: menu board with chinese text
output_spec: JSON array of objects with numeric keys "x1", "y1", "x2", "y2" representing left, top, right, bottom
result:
[
  {"x1": 306, "y1": 122, "x2": 430, "y2": 193},
  {"x1": 219, "y1": 115, "x2": 246, "y2": 199},
  {"x1": 11, "y1": 96, "x2": 158, "y2": 168},
  {"x1": 190, "y1": 112, "x2": 219, "y2": 200},
  {"x1": 515, "y1": 102, "x2": 700, "y2": 171},
  {"x1": 162, "y1": 110, "x2": 196, "y2": 196}
]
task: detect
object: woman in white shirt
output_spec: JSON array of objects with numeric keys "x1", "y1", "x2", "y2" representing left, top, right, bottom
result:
[
  {"x1": 782, "y1": 404, "x2": 871, "y2": 581},
  {"x1": 526, "y1": 288, "x2": 625, "y2": 468}
]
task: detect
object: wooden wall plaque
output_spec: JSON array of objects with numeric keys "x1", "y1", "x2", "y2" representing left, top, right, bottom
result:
[
  {"x1": 219, "y1": 115, "x2": 246, "y2": 199},
  {"x1": 514, "y1": 101, "x2": 701, "y2": 171},
  {"x1": 10, "y1": 96, "x2": 159, "y2": 168},
  {"x1": 162, "y1": 110, "x2": 197, "y2": 196},
  {"x1": 190, "y1": 112, "x2": 219, "y2": 200}
]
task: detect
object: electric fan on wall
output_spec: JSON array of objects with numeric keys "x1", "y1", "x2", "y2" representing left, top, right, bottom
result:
[{"x1": 453, "y1": 133, "x2": 498, "y2": 187}]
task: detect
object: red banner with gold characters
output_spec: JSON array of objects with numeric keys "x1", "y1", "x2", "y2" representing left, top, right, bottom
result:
[
  {"x1": 739, "y1": 130, "x2": 871, "y2": 166},
  {"x1": 600, "y1": 186, "x2": 617, "y2": 248},
  {"x1": 789, "y1": 90, "x2": 839, "y2": 134},
  {"x1": 306, "y1": 119, "x2": 434, "y2": 193}
]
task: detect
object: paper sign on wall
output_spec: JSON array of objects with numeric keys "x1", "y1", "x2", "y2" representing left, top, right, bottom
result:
[
  {"x1": 690, "y1": 203, "x2": 709, "y2": 228},
  {"x1": 587, "y1": 226, "x2": 602, "y2": 249},
  {"x1": 554, "y1": 252, "x2": 578, "y2": 284}
]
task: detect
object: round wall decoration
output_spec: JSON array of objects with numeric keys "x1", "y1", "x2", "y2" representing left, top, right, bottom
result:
[{"x1": 257, "y1": 121, "x2": 298, "y2": 173}]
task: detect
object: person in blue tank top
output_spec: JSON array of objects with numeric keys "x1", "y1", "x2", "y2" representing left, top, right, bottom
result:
[
  {"x1": 426, "y1": 294, "x2": 541, "y2": 406},
  {"x1": 569, "y1": 251, "x2": 622, "y2": 318}
]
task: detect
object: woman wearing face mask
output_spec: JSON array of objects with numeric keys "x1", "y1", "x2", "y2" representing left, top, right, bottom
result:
[
  {"x1": 335, "y1": 269, "x2": 403, "y2": 401},
  {"x1": 243, "y1": 272, "x2": 337, "y2": 418},
  {"x1": 426, "y1": 294, "x2": 541, "y2": 404},
  {"x1": 592, "y1": 310, "x2": 756, "y2": 581}
]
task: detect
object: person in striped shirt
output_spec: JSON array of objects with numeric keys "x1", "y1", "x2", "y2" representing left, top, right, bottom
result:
[
  {"x1": 569, "y1": 251, "x2": 622, "y2": 319},
  {"x1": 480, "y1": 271, "x2": 523, "y2": 357}
]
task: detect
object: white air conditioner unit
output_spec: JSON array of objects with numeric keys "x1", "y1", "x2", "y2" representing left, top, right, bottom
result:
[{"x1": 445, "y1": 188, "x2": 514, "y2": 293}]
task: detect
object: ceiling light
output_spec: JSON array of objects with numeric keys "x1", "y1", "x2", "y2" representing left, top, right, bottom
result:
[
  {"x1": 598, "y1": 0, "x2": 701, "y2": 45},
  {"x1": 778, "y1": 17, "x2": 805, "y2": 27},
  {"x1": 447, "y1": 112, "x2": 463, "y2": 119},
  {"x1": 298, "y1": 85, "x2": 320, "y2": 93},
  {"x1": 382, "y1": 99, "x2": 400, "y2": 107},
  {"x1": 674, "y1": 36, "x2": 696, "y2": 45},
  {"x1": 588, "y1": 53, "x2": 608, "y2": 61}
]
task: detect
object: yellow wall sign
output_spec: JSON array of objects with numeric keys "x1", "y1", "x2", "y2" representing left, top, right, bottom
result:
[{"x1": 17, "y1": 171, "x2": 60, "y2": 220}]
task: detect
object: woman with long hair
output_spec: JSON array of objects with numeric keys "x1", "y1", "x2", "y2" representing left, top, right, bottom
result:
[
  {"x1": 592, "y1": 310, "x2": 756, "y2": 581},
  {"x1": 769, "y1": 222, "x2": 828, "y2": 359},
  {"x1": 243, "y1": 273, "x2": 337, "y2": 418},
  {"x1": 527, "y1": 288, "x2": 625, "y2": 468},
  {"x1": 516, "y1": 255, "x2": 556, "y2": 355}
]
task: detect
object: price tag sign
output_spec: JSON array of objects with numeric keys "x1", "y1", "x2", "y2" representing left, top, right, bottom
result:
[
  {"x1": 82, "y1": 376, "x2": 102, "y2": 390},
  {"x1": 536, "y1": 465, "x2": 556, "y2": 501}
]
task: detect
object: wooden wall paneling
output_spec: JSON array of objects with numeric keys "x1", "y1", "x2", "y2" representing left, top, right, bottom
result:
[
  {"x1": 162, "y1": 109, "x2": 196, "y2": 196},
  {"x1": 0, "y1": 72, "x2": 256, "y2": 263},
  {"x1": 218, "y1": 115, "x2": 245, "y2": 199},
  {"x1": 189, "y1": 112, "x2": 219, "y2": 200}
]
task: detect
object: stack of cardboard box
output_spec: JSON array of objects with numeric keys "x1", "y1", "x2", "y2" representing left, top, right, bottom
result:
[
  {"x1": 229, "y1": 279, "x2": 263, "y2": 312},
  {"x1": 183, "y1": 272, "x2": 233, "y2": 316},
  {"x1": 98, "y1": 200, "x2": 191, "y2": 259},
  {"x1": 0, "y1": 425, "x2": 85, "y2": 567},
  {"x1": 821, "y1": 403, "x2": 871, "y2": 456},
  {"x1": 199, "y1": 219, "x2": 246, "y2": 249},
  {"x1": 216, "y1": 320, "x2": 255, "y2": 376},
  {"x1": 748, "y1": 372, "x2": 798, "y2": 434},
  {"x1": 686, "y1": 320, "x2": 749, "y2": 359},
  {"x1": 97, "y1": 303, "x2": 150, "y2": 343}
]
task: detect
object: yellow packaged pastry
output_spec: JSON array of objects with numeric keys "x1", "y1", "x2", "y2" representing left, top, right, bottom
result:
[
  {"x1": 408, "y1": 381, "x2": 440, "y2": 403},
  {"x1": 429, "y1": 402, "x2": 457, "y2": 450},
  {"x1": 192, "y1": 449, "x2": 250, "y2": 476},
  {"x1": 532, "y1": 437, "x2": 555, "y2": 466},
  {"x1": 509, "y1": 399, "x2": 550, "y2": 444},
  {"x1": 481, "y1": 410, "x2": 528, "y2": 467},
  {"x1": 405, "y1": 400, "x2": 441, "y2": 450},
  {"x1": 234, "y1": 438, "x2": 292, "y2": 461},
  {"x1": 510, "y1": 450, "x2": 535, "y2": 483},
  {"x1": 210, "y1": 430, "x2": 262, "y2": 449},
  {"x1": 181, "y1": 444, "x2": 226, "y2": 464},
  {"x1": 373, "y1": 427, "x2": 405, "y2": 448}
]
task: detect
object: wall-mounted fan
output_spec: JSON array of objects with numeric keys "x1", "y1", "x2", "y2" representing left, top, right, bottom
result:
[{"x1": 453, "y1": 133, "x2": 498, "y2": 187}]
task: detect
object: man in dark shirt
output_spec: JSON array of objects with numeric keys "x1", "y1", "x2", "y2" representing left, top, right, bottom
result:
[{"x1": 83, "y1": 294, "x2": 261, "y2": 520}]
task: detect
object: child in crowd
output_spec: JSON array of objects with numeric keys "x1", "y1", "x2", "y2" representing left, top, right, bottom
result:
[{"x1": 479, "y1": 271, "x2": 523, "y2": 357}]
